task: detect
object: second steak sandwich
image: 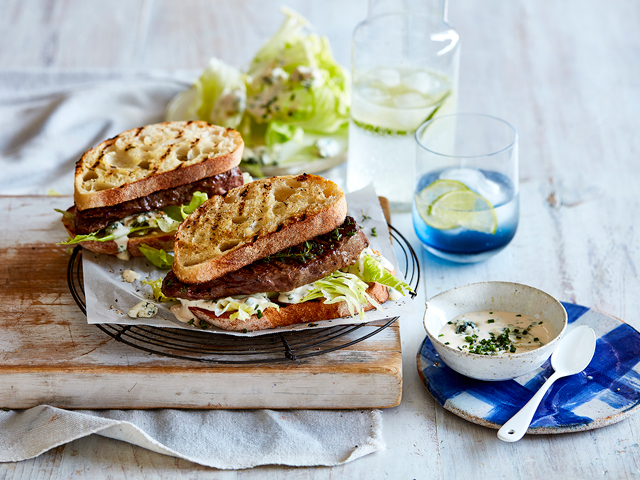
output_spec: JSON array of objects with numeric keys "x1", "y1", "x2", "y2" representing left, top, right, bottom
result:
[
  {"x1": 59, "y1": 121, "x2": 244, "y2": 259},
  {"x1": 161, "y1": 174, "x2": 411, "y2": 332}
]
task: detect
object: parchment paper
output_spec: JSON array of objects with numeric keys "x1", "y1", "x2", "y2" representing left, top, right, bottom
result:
[{"x1": 83, "y1": 184, "x2": 416, "y2": 336}]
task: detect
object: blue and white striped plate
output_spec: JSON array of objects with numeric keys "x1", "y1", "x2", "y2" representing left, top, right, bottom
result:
[{"x1": 417, "y1": 303, "x2": 640, "y2": 433}]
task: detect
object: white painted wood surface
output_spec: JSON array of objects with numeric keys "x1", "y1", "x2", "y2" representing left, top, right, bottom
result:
[{"x1": 1, "y1": 0, "x2": 639, "y2": 478}]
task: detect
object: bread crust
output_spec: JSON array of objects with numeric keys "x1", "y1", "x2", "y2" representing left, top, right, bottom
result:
[
  {"x1": 61, "y1": 212, "x2": 175, "y2": 257},
  {"x1": 74, "y1": 121, "x2": 243, "y2": 211},
  {"x1": 190, "y1": 282, "x2": 390, "y2": 332},
  {"x1": 173, "y1": 174, "x2": 347, "y2": 284}
]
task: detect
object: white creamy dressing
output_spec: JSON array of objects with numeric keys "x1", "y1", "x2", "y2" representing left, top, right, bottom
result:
[
  {"x1": 438, "y1": 310, "x2": 555, "y2": 354},
  {"x1": 121, "y1": 269, "x2": 140, "y2": 283},
  {"x1": 171, "y1": 303, "x2": 196, "y2": 323},
  {"x1": 107, "y1": 210, "x2": 174, "y2": 261},
  {"x1": 128, "y1": 300, "x2": 158, "y2": 318},
  {"x1": 109, "y1": 223, "x2": 132, "y2": 260},
  {"x1": 388, "y1": 288, "x2": 403, "y2": 301},
  {"x1": 354, "y1": 248, "x2": 395, "y2": 276},
  {"x1": 278, "y1": 284, "x2": 314, "y2": 304}
]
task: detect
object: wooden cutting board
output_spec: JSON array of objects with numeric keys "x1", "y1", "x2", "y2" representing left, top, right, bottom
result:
[{"x1": 0, "y1": 196, "x2": 402, "y2": 409}]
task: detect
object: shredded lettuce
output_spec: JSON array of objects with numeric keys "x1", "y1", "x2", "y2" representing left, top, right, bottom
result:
[
  {"x1": 194, "y1": 294, "x2": 279, "y2": 321},
  {"x1": 138, "y1": 244, "x2": 174, "y2": 269},
  {"x1": 142, "y1": 278, "x2": 175, "y2": 302},
  {"x1": 165, "y1": 7, "x2": 349, "y2": 170},
  {"x1": 301, "y1": 271, "x2": 376, "y2": 319}
]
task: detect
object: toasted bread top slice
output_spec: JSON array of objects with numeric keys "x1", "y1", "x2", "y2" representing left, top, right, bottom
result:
[
  {"x1": 74, "y1": 121, "x2": 243, "y2": 211},
  {"x1": 173, "y1": 174, "x2": 347, "y2": 284}
]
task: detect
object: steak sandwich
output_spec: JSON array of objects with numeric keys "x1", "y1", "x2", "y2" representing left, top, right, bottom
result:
[
  {"x1": 59, "y1": 121, "x2": 244, "y2": 259},
  {"x1": 161, "y1": 174, "x2": 410, "y2": 332}
]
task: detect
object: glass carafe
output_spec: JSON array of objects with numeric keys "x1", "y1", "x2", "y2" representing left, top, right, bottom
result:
[{"x1": 346, "y1": 0, "x2": 460, "y2": 210}]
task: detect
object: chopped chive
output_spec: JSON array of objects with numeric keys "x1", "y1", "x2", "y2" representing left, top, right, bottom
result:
[
  {"x1": 534, "y1": 337, "x2": 539, "y2": 341},
  {"x1": 438, "y1": 334, "x2": 444, "y2": 337},
  {"x1": 516, "y1": 314, "x2": 522, "y2": 317},
  {"x1": 487, "y1": 319, "x2": 495, "y2": 323},
  {"x1": 444, "y1": 342, "x2": 450, "y2": 345}
]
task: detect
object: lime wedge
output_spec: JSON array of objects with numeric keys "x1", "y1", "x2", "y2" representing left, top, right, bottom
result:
[
  {"x1": 414, "y1": 179, "x2": 469, "y2": 230},
  {"x1": 416, "y1": 179, "x2": 469, "y2": 205},
  {"x1": 429, "y1": 190, "x2": 498, "y2": 234}
]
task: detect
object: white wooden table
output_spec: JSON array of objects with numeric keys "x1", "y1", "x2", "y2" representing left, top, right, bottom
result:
[{"x1": 2, "y1": 0, "x2": 639, "y2": 478}]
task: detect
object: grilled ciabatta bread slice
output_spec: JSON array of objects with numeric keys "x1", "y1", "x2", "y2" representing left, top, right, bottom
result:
[
  {"x1": 173, "y1": 174, "x2": 347, "y2": 284},
  {"x1": 74, "y1": 121, "x2": 243, "y2": 211}
]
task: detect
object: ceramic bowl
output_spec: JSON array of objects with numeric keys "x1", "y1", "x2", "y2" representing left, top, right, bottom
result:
[{"x1": 423, "y1": 282, "x2": 567, "y2": 381}]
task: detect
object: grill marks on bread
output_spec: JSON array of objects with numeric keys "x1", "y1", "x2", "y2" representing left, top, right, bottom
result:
[
  {"x1": 173, "y1": 174, "x2": 348, "y2": 284},
  {"x1": 74, "y1": 121, "x2": 243, "y2": 211},
  {"x1": 162, "y1": 217, "x2": 367, "y2": 300}
]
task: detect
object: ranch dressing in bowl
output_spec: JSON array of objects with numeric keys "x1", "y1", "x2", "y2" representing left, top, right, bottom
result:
[{"x1": 438, "y1": 311, "x2": 556, "y2": 355}]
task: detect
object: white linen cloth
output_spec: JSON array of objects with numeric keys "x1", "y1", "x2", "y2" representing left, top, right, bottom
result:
[
  {"x1": 0, "y1": 406, "x2": 383, "y2": 468},
  {"x1": 0, "y1": 69, "x2": 385, "y2": 467}
]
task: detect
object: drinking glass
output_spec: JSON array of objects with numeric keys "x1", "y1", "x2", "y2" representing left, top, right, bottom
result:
[
  {"x1": 346, "y1": 0, "x2": 460, "y2": 211},
  {"x1": 413, "y1": 113, "x2": 519, "y2": 263}
]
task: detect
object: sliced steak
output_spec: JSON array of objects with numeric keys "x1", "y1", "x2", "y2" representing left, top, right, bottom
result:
[
  {"x1": 74, "y1": 167, "x2": 244, "y2": 234},
  {"x1": 162, "y1": 216, "x2": 368, "y2": 299}
]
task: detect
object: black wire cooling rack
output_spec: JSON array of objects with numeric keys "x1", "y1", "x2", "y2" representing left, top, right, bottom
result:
[{"x1": 67, "y1": 224, "x2": 420, "y2": 364}]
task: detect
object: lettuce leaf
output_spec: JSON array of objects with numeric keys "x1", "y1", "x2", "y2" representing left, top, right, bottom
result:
[
  {"x1": 302, "y1": 271, "x2": 376, "y2": 319},
  {"x1": 265, "y1": 122, "x2": 304, "y2": 147},
  {"x1": 57, "y1": 225, "x2": 152, "y2": 245},
  {"x1": 163, "y1": 191, "x2": 209, "y2": 222},
  {"x1": 246, "y1": 9, "x2": 349, "y2": 135},
  {"x1": 167, "y1": 58, "x2": 247, "y2": 128},
  {"x1": 165, "y1": 7, "x2": 349, "y2": 167},
  {"x1": 54, "y1": 208, "x2": 74, "y2": 221},
  {"x1": 182, "y1": 191, "x2": 209, "y2": 215},
  {"x1": 359, "y1": 255, "x2": 412, "y2": 296},
  {"x1": 142, "y1": 278, "x2": 175, "y2": 302},
  {"x1": 138, "y1": 244, "x2": 174, "y2": 269}
]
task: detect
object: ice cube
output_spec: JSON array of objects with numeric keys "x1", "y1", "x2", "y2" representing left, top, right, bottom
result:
[
  {"x1": 358, "y1": 87, "x2": 391, "y2": 104},
  {"x1": 393, "y1": 92, "x2": 427, "y2": 109},
  {"x1": 439, "y1": 168, "x2": 508, "y2": 205},
  {"x1": 377, "y1": 68, "x2": 401, "y2": 87},
  {"x1": 403, "y1": 71, "x2": 435, "y2": 95}
]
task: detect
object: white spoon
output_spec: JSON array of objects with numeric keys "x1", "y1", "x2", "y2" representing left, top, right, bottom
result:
[{"x1": 497, "y1": 325, "x2": 596, "y2": 442}]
